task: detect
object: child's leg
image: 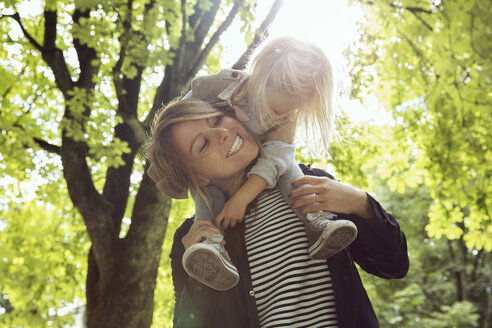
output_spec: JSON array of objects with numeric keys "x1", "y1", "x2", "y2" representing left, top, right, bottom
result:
[
  {"x1": 191, "y1": 185, "x2": 225, "y2": 223},
  {"x1": 277, "y1": 163, "x2": 358, "y2": 259},
  {"x1": 184, "y1": 186, "x2": 239, "y2": 291}
]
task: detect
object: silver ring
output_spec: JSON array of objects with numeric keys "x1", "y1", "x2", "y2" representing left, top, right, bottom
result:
[{"x1": 314, "y1": 194, "x2": 319, "y2": 205}]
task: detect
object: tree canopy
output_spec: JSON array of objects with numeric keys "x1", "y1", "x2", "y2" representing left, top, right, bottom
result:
[
  {"x1": 351, "y1": 0, "x2": 491, "y2": 251},
  {"x1": 331, "y1": 0, "x2": 491, "y2": 326}
]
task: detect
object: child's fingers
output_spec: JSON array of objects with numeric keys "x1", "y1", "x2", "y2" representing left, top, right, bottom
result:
[
  {"x1": 221, "y1": 216, "x2": 231, "y2": 230},
  {"x1": 229, "y1": 217, "x2": 239, "y2": 228},
  {"x1": 215, "y1": 212, "x2": 225, "y2": 228}
]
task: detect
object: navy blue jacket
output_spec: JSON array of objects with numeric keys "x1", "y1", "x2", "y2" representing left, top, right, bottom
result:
[{"x1": 170, "y1": 164, "x2": 409, "y2": 327}]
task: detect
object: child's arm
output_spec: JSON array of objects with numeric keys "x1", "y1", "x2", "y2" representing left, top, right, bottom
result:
[
  {"x1": 215, "y1": 174, "x2": 267, "y2": 229},
  {"x1": 216, "y1": 140, "x2": 296, "y2": 229}
]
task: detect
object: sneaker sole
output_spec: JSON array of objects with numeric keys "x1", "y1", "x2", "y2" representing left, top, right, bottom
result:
[
  {"x1": 309, "y1": 225, "x2": 357, "y2": 259},
  {"x1": 183, "y1": 246, "x2": 239, "y2": 291}
]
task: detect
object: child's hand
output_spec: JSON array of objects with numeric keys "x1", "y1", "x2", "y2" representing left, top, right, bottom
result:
[{"x1": 215, "y1": 197, "x2": 247, "y2": 230}]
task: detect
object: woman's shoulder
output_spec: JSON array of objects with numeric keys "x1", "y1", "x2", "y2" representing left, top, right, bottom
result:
[{"x1": 174, "y1": 217, "x2": 194, "y2": 239}]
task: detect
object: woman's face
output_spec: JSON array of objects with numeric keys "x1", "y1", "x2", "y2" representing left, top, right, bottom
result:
[{"x1": 170, "y1": 115, "x2": 259, "y2": 187}]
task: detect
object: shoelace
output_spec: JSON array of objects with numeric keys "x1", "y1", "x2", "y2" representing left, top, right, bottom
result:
[
  {"x1": 307, "y1": 212, "x2": 337, "y2": 228},
  {"x1": 203, "y1": 235, "x2": 232, "y2": 261}
]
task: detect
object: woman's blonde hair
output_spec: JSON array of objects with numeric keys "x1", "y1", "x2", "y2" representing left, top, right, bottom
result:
[
  {"x1": 246, "y1": 36, "x2": 335, "y2": 152},
  {"x1": 143, "y1": 99, "x2": 224, "y2": 202},
  {"x1": 143, "y1": 99, "x2": 255, "y2": 214}
]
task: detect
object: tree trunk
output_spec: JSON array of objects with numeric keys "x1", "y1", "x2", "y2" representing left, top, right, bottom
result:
[
  {"x1": 457, "y1": 235, "x2": 468, "y2": 301},
  {"x1": 85, "y1": 252, "x2": 159, "y2": 327},
  {"x1": 83, "y1": 170, "x2": 172, "y2": 327},
  {"x1": 483, "y1": 252, "x2": 492, "y2": 328}
]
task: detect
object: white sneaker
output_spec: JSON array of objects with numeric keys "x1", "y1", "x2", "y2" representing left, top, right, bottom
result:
[
  {"x1": 182, "y1": 235, "x2": 239, "y2": 291},
  {"x1": 304, "y1": 212, "x2": 358, "y2": 259}
]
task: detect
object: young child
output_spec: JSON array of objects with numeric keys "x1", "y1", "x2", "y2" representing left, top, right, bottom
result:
[{"x1": 149, "y1": 37, "x2": 357, "y2": 291}]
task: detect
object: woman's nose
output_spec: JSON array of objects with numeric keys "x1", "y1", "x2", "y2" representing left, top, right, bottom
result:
[{"x1": 213, "y1": 128, "x2": 229, "y2": 144}]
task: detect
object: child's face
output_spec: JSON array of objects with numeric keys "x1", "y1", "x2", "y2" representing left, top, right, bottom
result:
[{"x1": 267, "y1": 90, "x2": 304, "y2": 118}]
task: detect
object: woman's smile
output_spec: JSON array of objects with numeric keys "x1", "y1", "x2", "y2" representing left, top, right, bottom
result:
[{"x1": 226, "y1": 135, "x2": 243, "y2": 157}]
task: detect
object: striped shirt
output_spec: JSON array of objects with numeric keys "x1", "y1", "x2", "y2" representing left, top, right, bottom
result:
[{"x1": 244, "y1": 188, "x2": 339, "y2": 328}]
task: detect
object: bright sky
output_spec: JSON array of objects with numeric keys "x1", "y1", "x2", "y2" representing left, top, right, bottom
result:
[
  {"x1": 219, "y1": 0, "x2": 389, "y2": 123},
  {"x1": 221, "y1": 0, "x2": 362, "y2": 66}
]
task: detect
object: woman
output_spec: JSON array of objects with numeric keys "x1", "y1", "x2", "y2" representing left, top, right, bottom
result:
[{"x1": 144, "y1": 99, "x2": 409, "y2": 328}]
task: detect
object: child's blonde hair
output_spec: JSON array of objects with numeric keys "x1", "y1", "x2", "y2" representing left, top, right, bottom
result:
[{"x1": 246, "y1": 36, "x2": 335, "y2": 152}]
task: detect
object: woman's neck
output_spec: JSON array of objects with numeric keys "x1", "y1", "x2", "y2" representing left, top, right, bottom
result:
[{"x1": 213, "y1": 171, "x2": 247, "y2": 198}]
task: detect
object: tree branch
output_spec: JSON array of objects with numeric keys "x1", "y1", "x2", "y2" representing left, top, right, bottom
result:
[
  {"x1": 189, "y1": 0, "x2": 221, "y2": 51},
  {"x1": 176, "y1": 0, "x2": 187, "y2": 72},
  {"x1": 484, "y1": 253, "x2": 492, "y2": 328},
  {"x1": 39, "y1": 10, "x2": 74, "y2": 95},
  {"x1": 72, "y1": 8, "x2": 99, "y2": 89},
  {"x1": 2, "y1": 13, "x2": 43, "y2": 51},
  {"x1": 385, "y1": 1, "x2": 433, "y2": 14},
  {"x1": 408, "y1": 8, "x2": 433, "y2": 31},
  {"x1": 470, "y1": 14, "x2": 487, "y2": 59},
  {"x1": 233, "y1": 0, "x2": 284, "y2": 70},
  {"x1": 395, "y1": 27, "x2": 430, "y2": 84},
  {"x1": 3, "y1": 123, "x2": 61, "y2": 155},
  {"x1": 188, "y1": 0, "x2": 245, "y2": 77},
  {"x1": 61, "y1": 133, "x2": 117, "y2": 275},
  {"x1": 112, "y1": 0, "x2": 134, "y2": 110},
  {"x1": 103, "y1": 0, "x2": 154, "y2": 233},
  {"x1": 405, "y1": 6, "x2": 433, "y2": 15},
  {"x1": 43, "y1": 10, "x2": 57, "y2": 49},
  {"x1": 144, "y1": 0, "x2": 222, "y2": 123},
  {"x1": 471, "y1": 249, "x2": 483, "y2": 281},
  {"x1": 32, "y1": 137, "x2": 61, "y2": 154}
]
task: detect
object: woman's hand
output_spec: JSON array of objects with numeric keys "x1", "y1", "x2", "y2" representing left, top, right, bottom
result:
[
  {"x1": 181, "y1": 220, "x2": 224, "y2": 250},
  {"x1": 289, "y1": 176, "x2": 375, "y2": 219}
]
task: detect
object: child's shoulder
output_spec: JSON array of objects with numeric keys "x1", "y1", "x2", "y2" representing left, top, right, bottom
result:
[
  {"x1": 191, "y1": 69, "x2": 248, "y2": 102},
  {"x1": 194, "y1": 68, "x2": 248, "y2": 83}
]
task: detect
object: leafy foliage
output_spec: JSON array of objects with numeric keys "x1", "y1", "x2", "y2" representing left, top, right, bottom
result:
[
  {"x1": 329, "y1": 0, "x2": 492, "y2": 326},
  {"x1": 351, "y1": 0, "x2": 492, "y2": 252},
  {"x1": 0, "y1": 201, "x2": 89, "y2": 327}
]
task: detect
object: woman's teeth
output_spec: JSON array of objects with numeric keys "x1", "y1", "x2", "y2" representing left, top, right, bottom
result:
[{"x1": 227, "y1": 135, "x2": 243, "y2": 157}]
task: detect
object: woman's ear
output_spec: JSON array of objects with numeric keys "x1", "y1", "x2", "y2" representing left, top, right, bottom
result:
[{"x1": 197, "y1": 175, "x2": 210, "y2": 186}]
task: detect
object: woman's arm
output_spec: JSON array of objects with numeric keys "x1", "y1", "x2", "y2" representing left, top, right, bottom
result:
[{"x1": 291, "y1": 164, "x2": 409, "y2": 279}]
